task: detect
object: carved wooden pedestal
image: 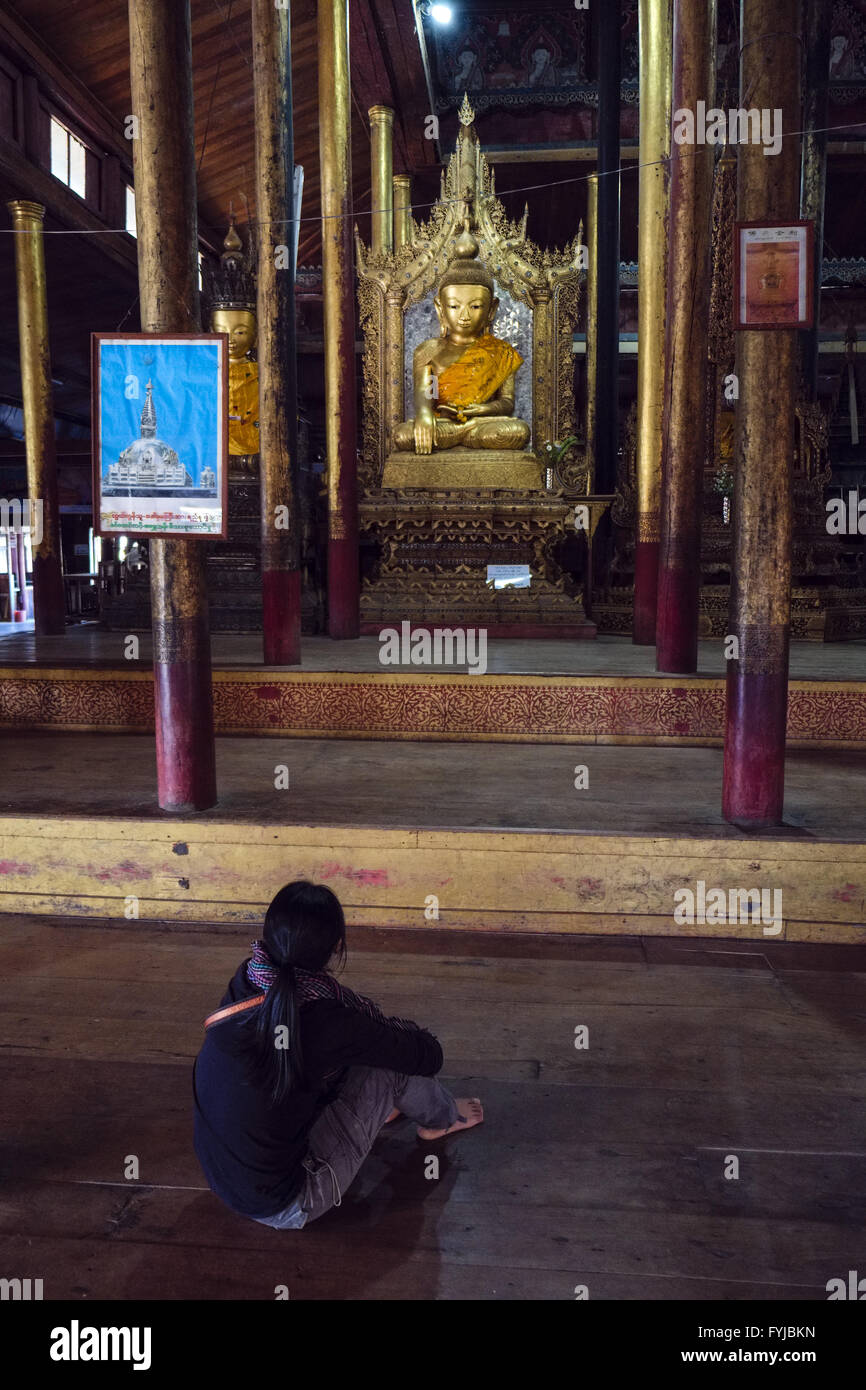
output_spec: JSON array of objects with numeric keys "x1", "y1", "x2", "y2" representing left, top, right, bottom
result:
[{"x1": 359, "y1": 488, "x2": 598, "y2": 637}]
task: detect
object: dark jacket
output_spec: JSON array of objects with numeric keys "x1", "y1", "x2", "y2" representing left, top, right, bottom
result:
[{"x1": 193, "y1": 960, "x2": 443, "y2": 1217}]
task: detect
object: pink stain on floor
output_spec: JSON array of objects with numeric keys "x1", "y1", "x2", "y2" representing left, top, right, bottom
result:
[
  {"x1": 832, "y1": 884, "x2": 859, "y2": 903},
  {"x1": 0, "y1": 859, "x2": 33, "y2": 876},
  {"x1": 576, "y1": 876, "x2": 605, "y2": 898},
  {"x1": 90, "y1": 860, "x2": 153, "y2": 883},
  {"x1": 318, "y1": 862, "x2": 390, "y2": 886}
]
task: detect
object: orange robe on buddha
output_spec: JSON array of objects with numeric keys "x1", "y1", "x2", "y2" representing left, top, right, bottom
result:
[
  {"x1": 227, "y1": 359, "x2": 260, "y2": 456},
  {"x1": 435, "y1": 334, "x2": 523, "y2": 420}
]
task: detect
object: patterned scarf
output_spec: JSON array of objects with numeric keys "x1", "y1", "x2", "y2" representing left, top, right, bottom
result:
[{"x1": 247, "y1": 941, "x2": 418, "y2": 1034}]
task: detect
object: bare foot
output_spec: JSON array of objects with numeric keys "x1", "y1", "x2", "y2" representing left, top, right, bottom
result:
[
  {"x1": 383, "y1": 1108, "x2": 401, "y2": 1125},
  {"x1": 417, "y1": 1097, "x2": 483, "y2": 1140}
]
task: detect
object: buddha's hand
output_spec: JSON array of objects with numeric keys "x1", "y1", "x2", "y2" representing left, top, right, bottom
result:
[
  {"x1": 414, "y1": 408, "x2": 435, "y2": 454},
  {"x1": 440, "y1": 402, "x2": 485, "y2": 418}
]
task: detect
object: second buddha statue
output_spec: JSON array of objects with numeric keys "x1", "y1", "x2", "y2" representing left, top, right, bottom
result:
[{"x1": 207, "y1": 217, "x2": 260, "y2": 471}]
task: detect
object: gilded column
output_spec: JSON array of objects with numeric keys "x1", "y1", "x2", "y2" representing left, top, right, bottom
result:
[
  {"x1": 128, "y1": 0, "x2": 217, "y2": 811},
  {"x1": 657, "y1": 0, "x2": 716, "y2": 673},
  {"x1": 252, "y1": 0, "x2": 301, "y2": 664},
  {"x1": 722, "y1": 0, "x2": 802, "y2": 825},
  {"x1": 585, "y1": 174, "x2": 599, "y2": 486},
  {"x1": 595, "y1": 0, "x2": 621, "y2": 494},
  {"x1": 7, "y1": 200, "x2": 65, "y2": 635},
  {"x1": 635, "y1": 0, "x2": 673, "y2": 644},
  {"x1": 393, "y1": 173, "x2": 411, "y2": 251},
  {"x1": 319, "y1": 0, "x2": 359, "y2": 637},
  {"x1": 369, "y1": 106, "x2": 394, "y2": 258}
]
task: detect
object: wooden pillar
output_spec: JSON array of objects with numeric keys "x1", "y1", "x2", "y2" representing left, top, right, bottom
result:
[
  {"x1": 319, "y1": 0, "x2": 359, "y2": 638},
  {"x1": 252, "y1": 0, "x2": 301, "y2": 665},
  {"x1": 800, "y1": 0, "x2": 832, "y2": 398},
  {"x1": 722, "y1": 0, "x2": 802, "y2": 826},
  {"x1": 128, "y1": 0, "x2": 217, "y2": 811},
  {"x1": 7, "y1": 200, "x2": 65, "y2": 635},
  {"x1": 595, "y1": 0, "x2": 621, "y2": 495},
  {"x1": 634, "y1": 0, "x2": 673, "y2": 644},
  {"x1": 585, "y1": 175, "x2": 599, "y2": 486},
  {"x1": 657, "y1": 0, "x2": 716, "y2": 673},
  {"x1": 369, "y1": 106, "x2": 394, "y2": 257},
  {"x1": 15, "y1": 530, "x2": 26, "y2": 612},
  {"x1": 393, "y1": 173, "x2": 411, "y2": 250}
]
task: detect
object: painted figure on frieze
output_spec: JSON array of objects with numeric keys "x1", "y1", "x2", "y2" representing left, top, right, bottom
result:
[{"x1": 393, "y1": 221, "x2": 530, "y2": 454}]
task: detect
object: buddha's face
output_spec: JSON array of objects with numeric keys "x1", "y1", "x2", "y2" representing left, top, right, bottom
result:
[
  {"x1": 212, "y1": 309, "x2": 256, "y2": 360},
  {"x1": 434, "y1": 283, "x2": 496, "y2": 345}
]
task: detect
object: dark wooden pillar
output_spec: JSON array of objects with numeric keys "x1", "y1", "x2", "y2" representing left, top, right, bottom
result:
[
  {"x1": 252, "y1": 0, "x2": 302, "y2": 664},
  {"x1": 319, "y1": 0, "x2": 359, "y2": 639},
  {"x1": 800, "y1": 0, "x2": 832, "y2": 398},
  {"x1": 722, "y1": 0, "x2": 802, "y2": 825},
  {"x1": 7, "y1": 200, "x2": 65, "y2": 635},
  {"x1": 15, "y1": 531, "x2": 26, "y2": 612},
  {"x1": 594, "y1": 0, "x2": 621, "y2": 495},
  {"x1": 128, "y1": 0, "x2": 217, "y2": 811},
  {"x1": 656, "y1": 0, "x2": 716, "y2": 673}
]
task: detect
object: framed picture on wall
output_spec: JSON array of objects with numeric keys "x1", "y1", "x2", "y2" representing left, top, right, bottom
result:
[
  {"x1": 734, "y1": 220, "x2": 814, "y2": 330},
  {"x1": 92, "y1": 332, "x2": 228, "y2": 538}
]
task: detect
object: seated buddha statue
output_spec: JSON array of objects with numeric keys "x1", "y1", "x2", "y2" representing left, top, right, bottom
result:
[
  {"x1": 207, "y1": 218, "x2": 260, "y2": 471},
  {"x1": 393, "y1": 229, "x2": 530, "y2": 455}
]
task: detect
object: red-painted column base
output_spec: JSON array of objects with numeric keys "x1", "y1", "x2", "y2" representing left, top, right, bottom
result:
[
  {"x1": 328, "y1": 536, "x2": 359, "y2": 639},
  {"x1": 722, "y1": 666, "x2": 788, "y2": 825},
  {"x1": 263, "y1": 568, "x2": 302, "y2": 665},
  {"x1": 153, "y1": 658, "x2": 217, "y2": 811},
  {"x1": 32, "y1": 554, "x2": 65, "y2": 635},
  {"x1": 633, "y1": 539, "x2": 659, "y2": 645},
  {"x1": 656, "y1": 562, "x2": 699, "y2": 673}
]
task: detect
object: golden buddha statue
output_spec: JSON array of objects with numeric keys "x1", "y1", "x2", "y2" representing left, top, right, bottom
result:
[
  {"x1": 393, "y1": 228, "x2": 530, "y2": 455},
  {"x1": 207, "y1": 217, "x2": 260, "y2": 470}
]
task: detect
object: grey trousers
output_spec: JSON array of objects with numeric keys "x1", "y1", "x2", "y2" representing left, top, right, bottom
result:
[{"x1": 253, "y1": 1066, "x2": 459, "y2": 1230}]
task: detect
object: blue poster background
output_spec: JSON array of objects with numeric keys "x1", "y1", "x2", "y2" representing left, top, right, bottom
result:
[{"x1": 98, "y1": 339, "x2": 221, "y2": 491}]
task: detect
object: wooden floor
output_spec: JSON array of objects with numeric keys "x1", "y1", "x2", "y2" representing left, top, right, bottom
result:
[
  {"x1": 1, "y1": 915, "x2": 864, "y2": 1300},
  {"x1": 1, "y1": 729, "x2": 865, "y2": 839},
  {"x1": 2, "y1": 626, "x2": 866, "y2": 678}
]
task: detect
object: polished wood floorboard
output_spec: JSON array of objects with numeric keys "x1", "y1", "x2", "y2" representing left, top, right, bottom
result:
[
  {"x1": 0, "y1": 915, "x2": 863, "y2": 1300},
  {"x1": 0, "y1": 729, "x2": 864, "y2": 840}
]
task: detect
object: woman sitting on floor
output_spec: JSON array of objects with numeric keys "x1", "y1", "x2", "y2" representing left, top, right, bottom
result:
[{"x1": 193, "y1": 880, "x2": 483, "y2": 1229}]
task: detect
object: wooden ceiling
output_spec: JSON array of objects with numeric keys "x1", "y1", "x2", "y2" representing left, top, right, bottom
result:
[{"x1": 5, "y1": 0, "x2": 435, "y2": 266}]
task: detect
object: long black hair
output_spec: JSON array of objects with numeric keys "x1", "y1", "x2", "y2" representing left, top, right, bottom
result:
[{"x1": 239, "y1": 881, "x2": 346, "y2": 1104}]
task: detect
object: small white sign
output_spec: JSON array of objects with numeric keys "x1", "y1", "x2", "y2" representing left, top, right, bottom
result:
[{"x1": 486, "y1": 564, "x2": 531, "y2": 590}]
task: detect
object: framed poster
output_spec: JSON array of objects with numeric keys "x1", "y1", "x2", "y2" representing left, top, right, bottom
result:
[
  {"x1": 92, "y1": 333, "x2": 228, "y2": 538},
  {"x1": 734, "y1": 220, "x2": 814, "y2": 330}
]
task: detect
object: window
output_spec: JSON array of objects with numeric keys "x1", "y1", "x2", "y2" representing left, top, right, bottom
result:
[
  {"x1": 50, "y1": 116, "x2": 86, "y2": 197},
  {"x1": 125, "y1": 184, "x2": 136, "y2": 237}
]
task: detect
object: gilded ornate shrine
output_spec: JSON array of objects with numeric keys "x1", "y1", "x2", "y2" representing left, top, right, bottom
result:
[{"x1": 355, "y1": 98, "x2": 609, "y2": 637}]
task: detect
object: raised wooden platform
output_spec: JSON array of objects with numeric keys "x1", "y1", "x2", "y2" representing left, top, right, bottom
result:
[
  {"x1": 1, "y1": 629, "x2": 865, "y2": 745},
  {"x1": 1, "y1": 809, "x2": 864, "y2": 943}
]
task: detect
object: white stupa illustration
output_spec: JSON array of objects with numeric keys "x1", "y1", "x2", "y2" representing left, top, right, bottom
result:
[{"x1": 104, "y1": 380, "x2": 216, "y2": 497}]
